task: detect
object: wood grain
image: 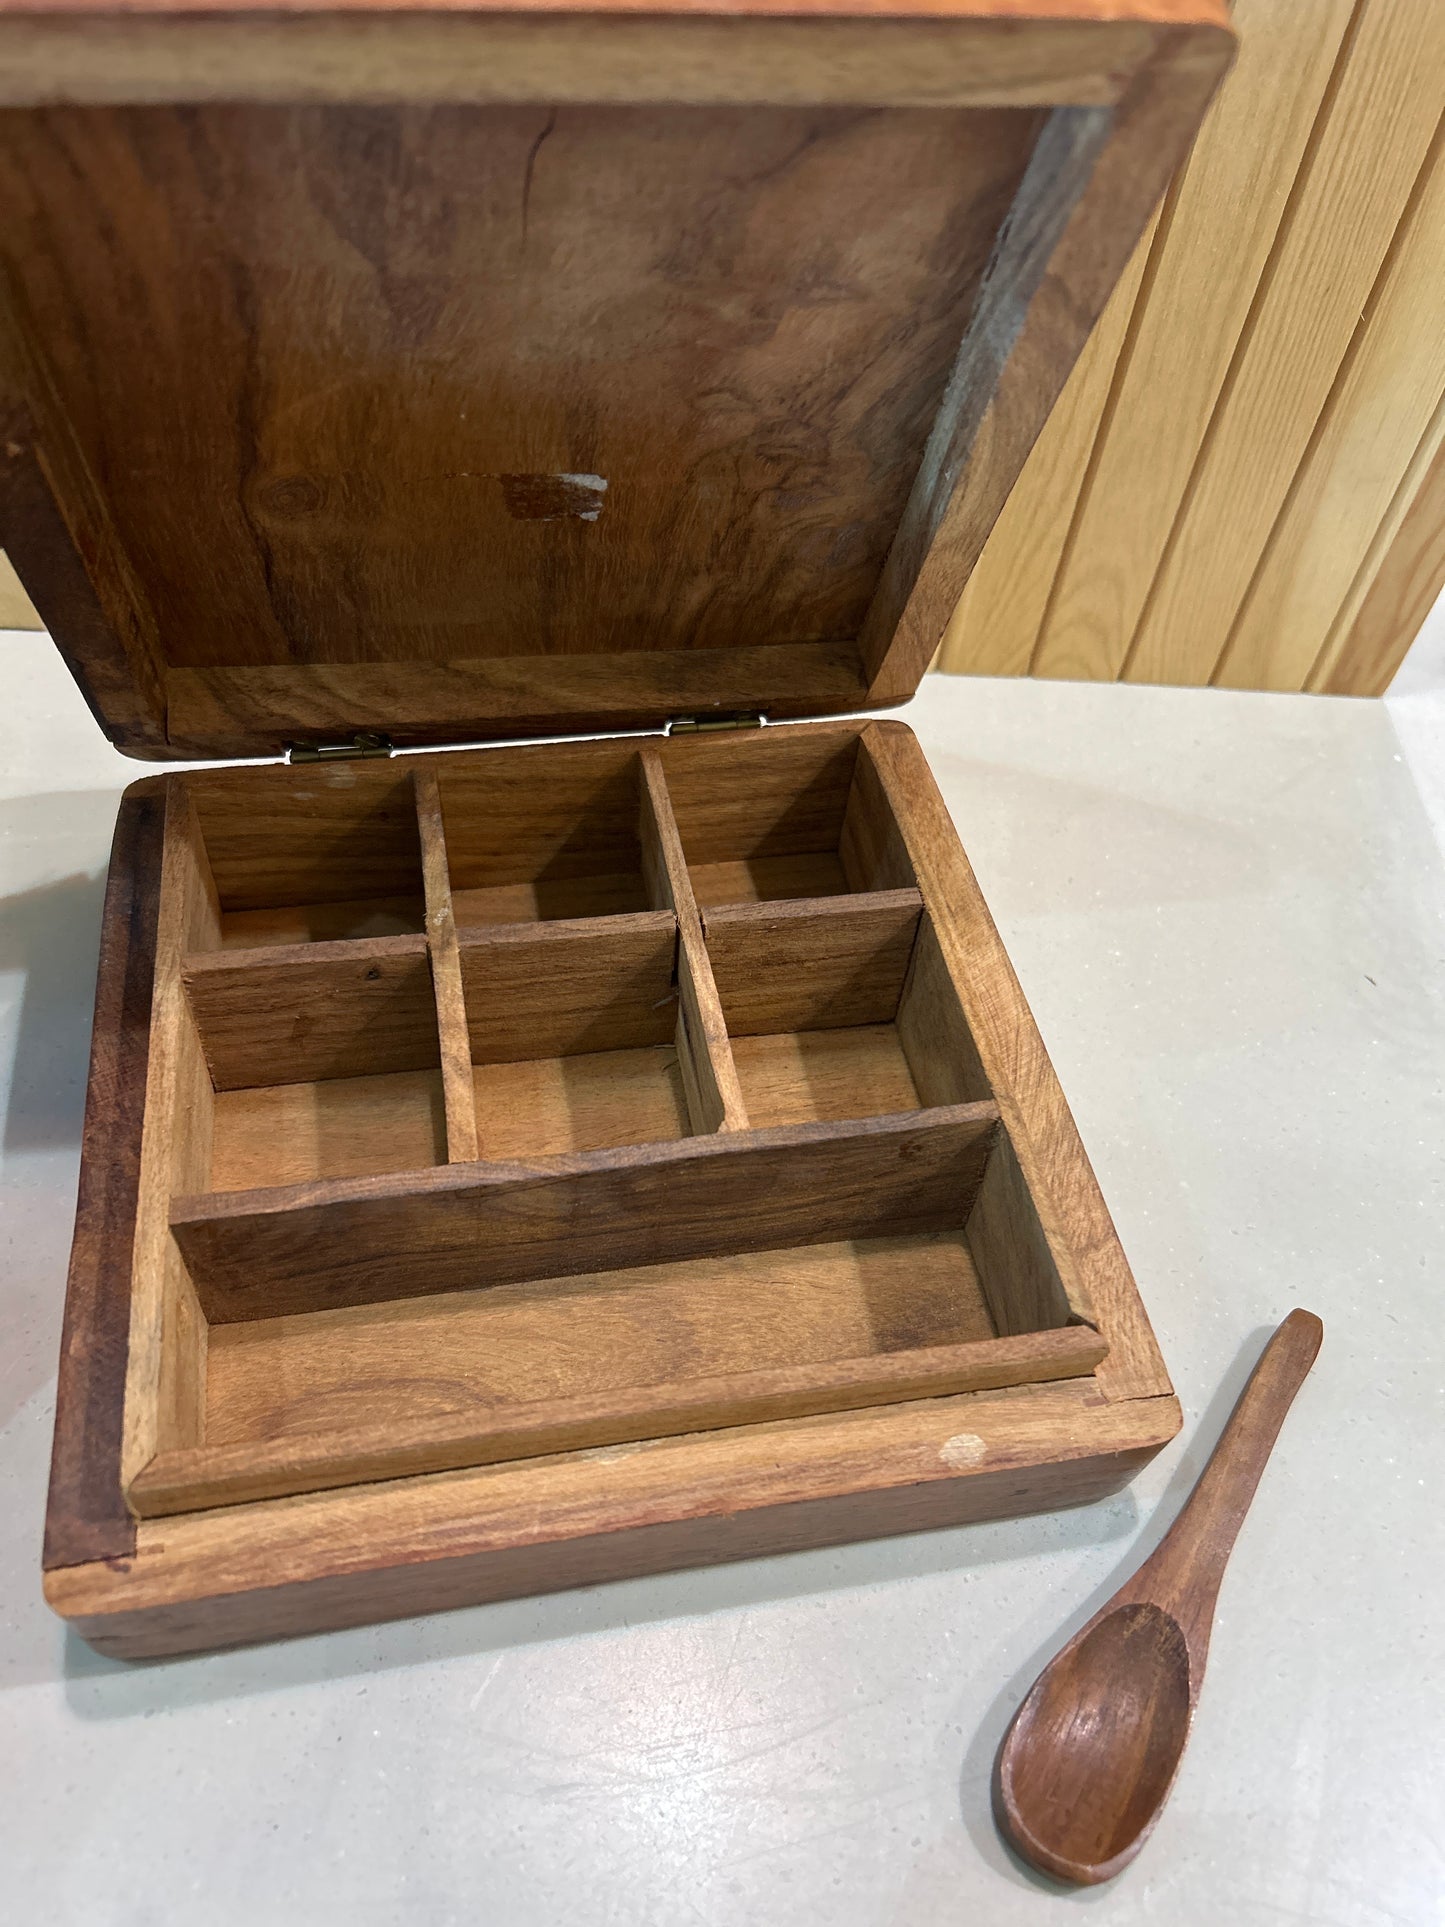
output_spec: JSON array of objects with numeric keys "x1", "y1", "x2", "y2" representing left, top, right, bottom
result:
[
  {"x1": 729, "y1": 1025, "x2": 922, "y2": 1128},
  {"x1": 182, "y1": 935, "x2": 438, "y2": 1091},
  {"x1": 865, "y1": 19, "x2": 1231, "y2": 697},
  {"x1": 211, "y1": 1069, "x2": 447, "y2": 1190},
  {"x1": 703, "y1": 891, "x2": 921, "y2": 1036},
  {"x1": 1315, "y1": 419, "x2": 1445, "y2": 696},
  {"x1": 996, "y1": 1310, "x2": 1321, "y2": 1884},
  {"x1": 935, "y1": 209, "x2": 1157, "y2": 676},
  {"x1": 0, "y1": 11, "x2": 1171, "y2": 112},
  {"x1": 1030, "y1": 0, "x2": 1352, "y2": 682},
  {"x1": 895, "y1": 910, "x2": 991, "y2": 1108},
  {"x1": 414, "y1": 767, "x2": 481, "y2": 1161},
  {"x1": 0, "y1": 101, "x2": 1033, "y2": 747},
  {"x1": 219, "y1": 892, "x2": 425, "y2": 948},
  {"x1": 172, "y1": 1105, "x2": 1001, "y2": 1322},
  {"x1": 43, "y1": 784, "x2": 164, "y2": 1568},
  {"x1": 965, "y1": 1126, "x2": 1074, "y2": 1336},
  {"x1": 48, "y1": 1379, "x2": 1180, "y2": 1659},
  {"x1": 459, "y1": 912, "x2": 678, "y2": 1061},
  {"x1": 1125, "y1": 0, "x2": 1445, "y2": 686},
  {"x1": 1218, "y1": 114, "x2": 1445, "y2": 691},
  {"x1": 0, "y1": 395, "x2": 168, "y2": 752},
  {"x1": 202, "y1": 1231, "x2": 1001, "y2": 1447},
  {"x1": 474, "y1": 1045, "x2": 691, "y2": 1159},
  {"x1": 662, "y1": 727, "x2": 861, "y2": 867},
  {"x1": 183, "y1": 761, "x2": 424, "y2": 914},
  {"x1": 134, "y1": 1327, "x2": 1106, "y2": 1514},
  {"x1": 839, "y1": 735, "x2": 919, "y2": 891},
  {"x1": 163, "y1": 645, "x2": 874, "y2": 758},
  {"x1": 864, "y1": 722, "x2": 1161, "y2": 1392},
  {"x1": 120, "y1": 779, "x2": 216, "y2": 1488},
  {"x1": 687, "y1": 852, "x2": 851, "y2": 907},
  {"x1": 639, "y1": 749, "x2": 747, "y2": 1133}
]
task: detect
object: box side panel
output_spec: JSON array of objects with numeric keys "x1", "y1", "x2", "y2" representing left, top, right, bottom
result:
[
  {"x1": 863, "y1": 720, "x2": 1172, "y2": 1402},
  {"x1": 46, "y1": 1380, "x2": 1180, "y2": 1657},
  {"x1": 43, "y1": 782, "x2": 168, "y2": 1568}
]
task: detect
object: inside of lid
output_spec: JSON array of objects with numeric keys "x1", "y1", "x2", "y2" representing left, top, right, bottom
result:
[{"x1": 0, "y1": 100, "x2": 1044, "y2": 753}]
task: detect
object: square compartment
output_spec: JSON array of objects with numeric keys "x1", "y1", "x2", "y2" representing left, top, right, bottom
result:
[
  {"x1": 182, "y1": 937, "x2": 449, "y2": 1189},
  {"x1": 184, "y1": 765, "x2": 428, "y2": 948},
  {"x1": 460, "y1": 911, "x2": 692, "y2": 1157},
  {"x1": 706, "y1": 895, "x2": 988, "y2": 1127},
  {"x1": 438, "y1": 754, "x2": 654, "y2": 928},
  {"x1": 663, "y1": 730, "x2": 918, "y2": 906},
  {"x1": 150, "y1": 1102, "x2": 1104, "y2": 1516}
]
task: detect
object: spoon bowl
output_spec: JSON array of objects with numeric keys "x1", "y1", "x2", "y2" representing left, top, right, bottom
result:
[
  {"x1": 997, "y1": 1601, "x2": 1192, "y2": 1884},
  {"x1": 992, "y1": 1309, "x2": 1322, "y2": 1885}
]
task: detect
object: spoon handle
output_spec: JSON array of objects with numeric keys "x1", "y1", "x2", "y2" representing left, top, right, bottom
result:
[{"x1": 1127, "y1": 1309, "x2": 1322, "y2": 1650}]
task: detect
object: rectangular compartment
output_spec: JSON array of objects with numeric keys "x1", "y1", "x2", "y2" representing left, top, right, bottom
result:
[
  {"x1": 184, "y1": 937, "x2": 450, "y2": 1190},
  {"x1": 709, "y1": 896, "x2": 988, "y2": 1128},
  {"x1": 665, "y1": 730, "x2": 918, "y2": 906},
  {"x1": 462, "y1": 914, "x2": 693, "y2": 1158},
  {"x1": 136, "y1": 1100, "x2": 1101, "y2": 1515},
  {"x1": 437, "y1": 754, "x2": 655, "y2": 927},
  {"x1": 184, "y1": 763, "x2": 428, "y2": 948}
]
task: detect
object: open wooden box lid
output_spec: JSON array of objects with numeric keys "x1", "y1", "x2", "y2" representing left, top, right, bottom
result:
[{"x1": 0, "y1": 0, "x2": 1230, "y2": 760}]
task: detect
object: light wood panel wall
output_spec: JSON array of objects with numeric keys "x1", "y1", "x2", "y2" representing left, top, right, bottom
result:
[
  {"x1": 0, "y1": 550, "x2": 41, "y2": 628},
  {"x1": 937, "y1": 0, "x2": 1445, "y2": 696}
]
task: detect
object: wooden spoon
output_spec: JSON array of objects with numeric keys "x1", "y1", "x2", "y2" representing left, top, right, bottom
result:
[{"x1": 995, "y1": 1308, "x2": 1323, "y2": 1885}]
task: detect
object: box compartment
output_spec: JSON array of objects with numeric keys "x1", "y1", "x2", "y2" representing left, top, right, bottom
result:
[
  {"x1": 666, "y1": 731, "x2": 918, "y2": 906},
  {"x1": 186, "y1": 764, "x2": 428, "y2": 948},
  {"x1": 461, "y1": 914, "x2": 692, "y2": 1158},
  {"x1": 111, "y1": 726, "x2": 1111, "y2": 1530},
  {"x1": 437, "y1": 755, "x2": 654, "y2": 927},
  {"x1": 136, "y1": 1103, "x2": 1102, "y2": 1515}
]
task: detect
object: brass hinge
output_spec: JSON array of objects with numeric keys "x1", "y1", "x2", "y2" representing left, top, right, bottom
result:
[
  {"x1": 284, "y1": 732, "x2": 395, "y2": 764},
  {"x1": 665, "y1": 711, "x2": 765, "y2": 735}
]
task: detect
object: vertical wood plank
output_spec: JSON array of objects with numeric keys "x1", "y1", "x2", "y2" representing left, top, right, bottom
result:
[
  {"x1": 1123, "y1": 0, "x2": 1445, "y2": 688},
  {"x1": 1313, "y1": 408, "x2": 1445, "y2": 695},
  {"x1": 637, "y1": 749, "x2": 749, "y2": 1134},
  {"x1": 934, "y1": 211, "x2": 1157, "y2": 677},
  {"x1": 120, "y1": 780, "x2": 216, "y2": 1486},
  {"x1": 413, "y1": 767, "x2": 481, "y2": 1163},
  {"x1": 1029, "y1": 0, "x2": 1353, "y2": 684},
  {"x1": 866, "y1": 21, "x2": 1233, "y2": 699},
  {"x1": 1218, "y1": 120, "x2": 1445, "y2": 691},
  {"x1": 0, "y1": 549, "x2": 41, "y2": 627}
]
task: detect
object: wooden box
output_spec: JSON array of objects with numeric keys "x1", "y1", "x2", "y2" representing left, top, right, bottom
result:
[{"x1": 0, "y1": 0, "x2": 1232, "y2": 1657}]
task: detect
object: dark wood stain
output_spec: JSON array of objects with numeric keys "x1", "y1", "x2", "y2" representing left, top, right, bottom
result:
[
  {"x1": 43, "y1": 786, "x2": 166, "y2": 1569},
  {"x1": 0, "y1": 102, "x2": 1037, "y2": 674}
]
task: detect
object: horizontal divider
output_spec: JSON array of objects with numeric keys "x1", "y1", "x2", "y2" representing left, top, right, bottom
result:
[
  {"x1": 127, "y1": 1323, "x2": 1106, "y2": 1517},
  {"x1": 181, "y1": 933, "x2": 436, "y2": 1091},
  {"x1": 459, "y1": 909, "x2": 678, "y2": 1061},
  {"x1": 172, "y1": 1101, "x2": 1001, "y2": 1323},
  {"x1": 702, "y1": 887, "x2": 923, "y2": 1035}
]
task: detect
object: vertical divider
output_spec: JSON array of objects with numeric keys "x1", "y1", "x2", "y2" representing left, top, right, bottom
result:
[
  {"x1": 637, "y1": 748, "x2": 749, "y2": 1133},
  {"x1": 413, "y1": 766, "x2": 481, "y2": 1163}
]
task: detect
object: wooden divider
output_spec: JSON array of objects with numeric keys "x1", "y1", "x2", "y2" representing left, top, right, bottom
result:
[
  {"x1": 129, "y1": 1321, "x2": 1105, "y2": 1518},
  {"x1": 702, "y1": 889, "x2": 922, "y2": 1036},
  {"x1": 171, "y1": 1103, "x2": 1000, "y2": 1322},
  {"x1": 636, "y1": 748, "x2": 748, "y2": 1132},
  {"x1": 181, "y1": 934, "x2": 436, "y2": 1090},
  {"x1": 413, "y1": 767, "x2": 481, "y2": 1162}
]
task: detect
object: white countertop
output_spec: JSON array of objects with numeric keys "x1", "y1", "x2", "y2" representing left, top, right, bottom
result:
[{"x1": 2, "y1": 630, "x2": 1442, "y2": 1926}]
